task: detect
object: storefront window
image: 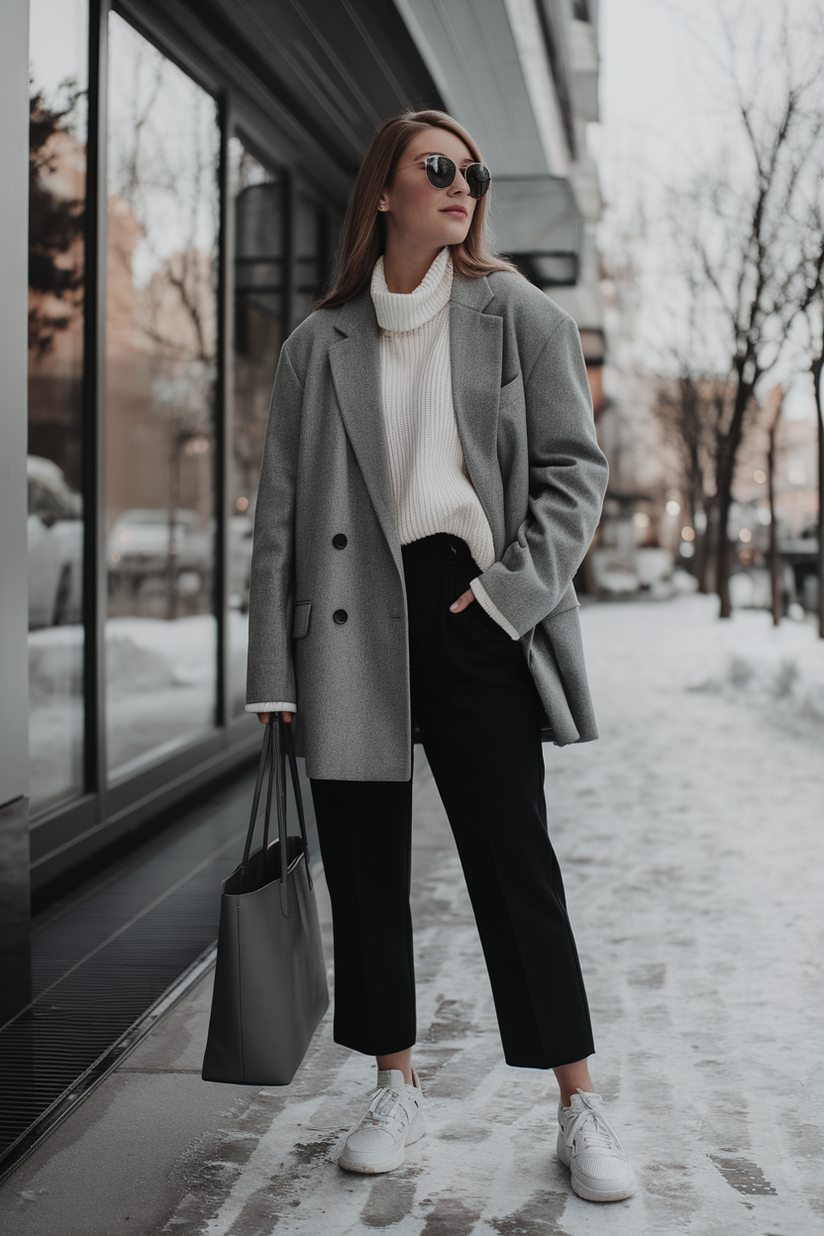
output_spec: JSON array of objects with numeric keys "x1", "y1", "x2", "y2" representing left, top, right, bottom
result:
[
  {"x1": 27, "y1": 0, "x2": 88, "y2": 813},
  {"x1": 293, "y1": 195, "x2": 329, "y2": 326},
  {"x1": 228, "y1": 139, "x2": 286, "y2": 715},
  {"x1": 105, "y1": 13, "x2": 220, "y2": 778}
]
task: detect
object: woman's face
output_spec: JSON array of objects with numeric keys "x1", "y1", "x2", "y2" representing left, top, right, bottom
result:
[{"x1": 379, "y1": 125, "x2": 478, "y2": 251}]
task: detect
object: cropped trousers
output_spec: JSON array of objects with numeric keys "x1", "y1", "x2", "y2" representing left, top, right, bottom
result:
[{"x1": 310, "y1": 534, "x2": 595, "y2": 1069}]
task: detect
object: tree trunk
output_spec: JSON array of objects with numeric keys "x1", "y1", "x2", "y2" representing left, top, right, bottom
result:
[
  {"x1": 714, "y1": 377, "x2": 754, "y2": 618},
  {"x1": 693, "y1": 531, "x2": 707, "y2": 591},
  {"x1": 694, "y1": 498, "x2": 715, "y2": 594},
  {"x1": 814, "y1": 354, "x2": 824, "y2": 638},
  {"x1": 715, "y1": 451, "x2": 734, "y2": 618},
  {"x1": 767, "y1": 413, "x2": 782, "y2": 627},
  {"x1": 690, "y1": 478, "x2": 707, "y2": 591}
]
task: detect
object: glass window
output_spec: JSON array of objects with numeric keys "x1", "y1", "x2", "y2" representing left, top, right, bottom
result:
[
  {"x1": 105, "y1": 14, "x2": 220, "y2": 778},
  {"x1": 293, "y1": 195, "x2": 334, "y2": 325},
  {"x1": 27, "y1": 0, "x2": 88, "y2": 813},
  {"x1": 228, "y1": 139, "x2": 286, "y2": 715}
]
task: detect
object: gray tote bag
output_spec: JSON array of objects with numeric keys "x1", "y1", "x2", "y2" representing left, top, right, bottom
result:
[{"x1": 202, "y1": 718, "x2": 329, "y2": 1085}]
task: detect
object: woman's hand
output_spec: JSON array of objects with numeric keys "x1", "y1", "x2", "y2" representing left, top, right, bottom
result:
[
  {"x1": 259, "y1": 594, "x2": 473, "y2": 729},
  {"x1": 449, "y1": 589, "x2": 475, "y2": 613}
]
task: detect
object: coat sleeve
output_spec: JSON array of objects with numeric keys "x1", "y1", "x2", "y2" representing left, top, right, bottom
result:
[
  {"x1": 472, "y1": 313, "x2": 608, "y2": 636},
  {"x1": 245, "y1": 344, "x2": 303, "y2": 710}
]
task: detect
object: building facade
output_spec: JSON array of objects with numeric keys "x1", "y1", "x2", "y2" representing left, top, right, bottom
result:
[{"x1": 1, "y1": 0, "x2": 603, "y2": 1019}]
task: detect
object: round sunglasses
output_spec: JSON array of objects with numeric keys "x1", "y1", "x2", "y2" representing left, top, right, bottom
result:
[{"x1": 397, "y1": 154, "x2": 491, "y2": 200}]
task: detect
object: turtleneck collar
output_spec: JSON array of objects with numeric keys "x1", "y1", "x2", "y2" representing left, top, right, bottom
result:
[{"x1": 370, "y1": 247, "x2": 453, "y2": 333}]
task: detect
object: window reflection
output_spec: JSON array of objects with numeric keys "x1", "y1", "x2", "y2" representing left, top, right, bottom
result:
[
  {"x1": 293, "y1": 195, "x2": 334, "y2": 326},
  {"x1": 229, "y1": 140, "x2": 286, "y2": 715},
  {"x1": 27, "y1": 0, "x2": 88, "y2": 813},
  {"x1": 105, "y1": 13, "x2": 220, "y2": 778}
]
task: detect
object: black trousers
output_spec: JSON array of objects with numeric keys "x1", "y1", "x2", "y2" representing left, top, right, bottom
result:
[{"x1": 311, "y1": 534, "x2": 594, "y2": 1070}]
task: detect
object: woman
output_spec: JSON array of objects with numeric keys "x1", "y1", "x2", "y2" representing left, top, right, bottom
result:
[{"x1": 246, "y1": 109, "x2": 636, "y2": 1204}]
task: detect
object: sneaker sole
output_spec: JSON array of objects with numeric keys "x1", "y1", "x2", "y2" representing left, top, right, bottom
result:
[
  {"x1": 568, "y1": 1175, "x2": 637, "y2": 1203},
  {"x1": 338, "y1": 1112, "x2": 426, "y2": 1175},
  {"x1": 556, "y1": 1129, "x2": 637, "y2": 1202},
  {"x1": 338, "y1": 1146, "x2": 406, "y2": 1175}
]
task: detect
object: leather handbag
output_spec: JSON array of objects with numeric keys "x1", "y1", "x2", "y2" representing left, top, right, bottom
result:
[{"x1": 201, "y1": 717, "x2": 329, "y2": 1085}]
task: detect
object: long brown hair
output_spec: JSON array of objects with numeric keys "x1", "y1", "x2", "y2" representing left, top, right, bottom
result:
[{"x1": 316, "y1": 109, "x2": 520, "y2": 310}]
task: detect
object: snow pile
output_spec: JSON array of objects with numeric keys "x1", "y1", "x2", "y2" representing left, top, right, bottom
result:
[
  {"x1": 28, "y1": 624, "x2": 84, "y2": 705},
  {"x1": 106, "y1": 614, "x2": 216, "y2": 690},
  {"x1": 685, "y1": 597, "x2": 824, "y2": 725}
]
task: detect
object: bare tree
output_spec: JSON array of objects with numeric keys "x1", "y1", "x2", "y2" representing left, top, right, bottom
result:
[
  {"x1": 652, "y1": 5, "x2": 824, "y2": 617},
  {"x1": 649, "y1": 269, "x2": 721, "y2": 591},
  {"x1": 798, "y1": 301, "x2": 824, "y2": 639},
  {"x1": 765, "y1": 390, "x2": 784, "y2": 626},
  {"x1": 107, "y1": 27, "x2": 219, "y2": 619},
  {"x1": 813, "y1": 342, "x2": 824, "y2": 639},
  {"x1": 651, "y1": 371, "x2": 712, "y2": 588},
  {"x1": 697, "y1": 102, "x2": 814, "y2": 615},
  {"x1": 28, "y1": 82, "x2": 85, "y2": 356},
  {"x1": 793, "y1": 194, "x2": 824, "y2": 637}
]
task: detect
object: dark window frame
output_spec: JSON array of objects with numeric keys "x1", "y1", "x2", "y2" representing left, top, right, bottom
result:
[{"x1": 31, "y1": 0, "x2": 345, "y2": 895}]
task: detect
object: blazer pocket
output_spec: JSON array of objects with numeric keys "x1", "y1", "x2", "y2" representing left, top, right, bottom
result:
[
  {"x1": 292, "y1": 601, "x2": 312, "y2": 639},
  {"x1": 498, "y1": 372, "x2": 524, "y2": 409}
]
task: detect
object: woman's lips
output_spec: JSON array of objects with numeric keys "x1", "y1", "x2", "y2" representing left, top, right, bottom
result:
[{"x1": 441, "y1": 206, "x2": 467, "y2": 217}]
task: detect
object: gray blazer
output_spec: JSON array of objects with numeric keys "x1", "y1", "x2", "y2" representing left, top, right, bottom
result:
[{"x1": 246, "y1": 269, "x2": 609, "y2": 781}]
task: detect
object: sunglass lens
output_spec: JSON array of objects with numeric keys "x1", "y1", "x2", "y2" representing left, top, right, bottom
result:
[
  {"x1": 425, "y1": 155, "x2": 456, "y2": 189},
  {"x1": 466, "y1": 163, "x2": 490, "y2": 199}
]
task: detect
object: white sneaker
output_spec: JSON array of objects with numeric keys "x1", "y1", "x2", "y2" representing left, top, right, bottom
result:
[
  {"x1": 557, "y1": 1089, "x2": 637, "y2": 1202},
  {"x1": 338, "y1": 1068, "x2": 425, "y2": 1174}
]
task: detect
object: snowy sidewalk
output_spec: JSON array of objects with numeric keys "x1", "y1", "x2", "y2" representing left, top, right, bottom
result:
[{"x1": 2, "y1": 594, "x2": 823, "y2": 1235}]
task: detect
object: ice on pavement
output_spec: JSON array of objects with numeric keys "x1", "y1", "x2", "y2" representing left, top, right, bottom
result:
[
  {"x1": 169, "y1": 594, "x2": 824, "y2": 1235},
  {"x1": 9, "y1": 593, "x2": 824, "y2": 1236}
]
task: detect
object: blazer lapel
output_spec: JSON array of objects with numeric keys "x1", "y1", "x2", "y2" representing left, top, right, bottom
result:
[
  {"x1": 329, "y1": 274, "x2": 505, "y2": 572},
  {"x1": 449, "y1": 275, "x2": 505, "y2": 553},
  {"x1": 329, "y1": 291, "x2": 403, "y2": 577}
]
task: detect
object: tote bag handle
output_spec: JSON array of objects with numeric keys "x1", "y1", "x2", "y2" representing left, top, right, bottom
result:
[{"x1": 238, "y1": 718, "x2": 312, "y2": 911}]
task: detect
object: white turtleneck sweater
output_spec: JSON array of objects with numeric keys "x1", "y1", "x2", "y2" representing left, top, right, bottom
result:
[
  {"x1": 370, "y1": 247, "x2": 518, "y2": 639},
  {"x1": 246, "y1": 248, "x2": 517, "y2": 716}
]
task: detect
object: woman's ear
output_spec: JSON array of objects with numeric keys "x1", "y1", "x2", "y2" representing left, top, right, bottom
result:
[{"x1": 377, "y1": 180, "x2": 392, "y2": 212}]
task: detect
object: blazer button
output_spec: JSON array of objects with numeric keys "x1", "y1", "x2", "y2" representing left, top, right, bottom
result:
[
  {"x1": 333, "y1": 609, "x2": 348, "y2": 625},
  {"x1": 332, "y1": 533, "x2": 348, "y2": 549}
]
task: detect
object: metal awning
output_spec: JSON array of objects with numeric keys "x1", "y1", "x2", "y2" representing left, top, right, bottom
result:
[{"x1": 487, "y1": 175, "x2": 582, "y2": 288}]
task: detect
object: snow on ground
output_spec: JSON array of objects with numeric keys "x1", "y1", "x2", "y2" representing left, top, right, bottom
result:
[
  {"x1": 106, "y1": 614, "x2": 217, "y2": 689},
  {"x1": 28, "y1": 611, "x2": 252, "y2": 797},
  {"x1": 542, "y1": 594, "x2": 824, "y2": 1234},
  {"x1": 676, "y1": 594, "x2": 824, "y2": 726},
  {"x1": 9, "y1": 593, "x2": 824, "y2": 1235},
  {"x1": 164, "y1": 595, "x2": 824, "y2": 1233}
]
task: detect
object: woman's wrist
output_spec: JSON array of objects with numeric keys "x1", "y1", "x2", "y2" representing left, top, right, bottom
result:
[{"x1": 245, "y1": 702, "x2": 298, "y2": 714}]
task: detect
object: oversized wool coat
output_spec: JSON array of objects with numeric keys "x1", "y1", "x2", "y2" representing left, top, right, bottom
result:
[{"x1": 246, "y1": 267, "x2": 609, "y2": 781}]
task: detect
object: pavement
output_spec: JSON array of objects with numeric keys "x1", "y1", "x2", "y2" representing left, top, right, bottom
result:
[{"x1": 1, "y1": 594, "x2": 823, "y2": 1236}]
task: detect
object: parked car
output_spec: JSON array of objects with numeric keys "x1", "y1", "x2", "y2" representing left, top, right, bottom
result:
[
  {"x1": 27, "y1": 455, "x2": 83, "y2": 629},
  {"x1": 108, "y1": 508, "x2": 214, "y2": 617}
]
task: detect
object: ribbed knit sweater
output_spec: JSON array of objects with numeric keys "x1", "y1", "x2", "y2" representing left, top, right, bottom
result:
[
  {"x1": 370, "y1": 246, "x2": 495, "y2": 570},
  {"x1": 371, "y1": 247, "x2": 518, "y2": 640}
]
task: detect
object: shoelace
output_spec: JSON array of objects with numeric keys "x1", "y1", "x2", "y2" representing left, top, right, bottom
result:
[
  {"x1": 563, "y1": 1094, "x2": 619, "y2": 1152},
  {"x1": 361, "y1": 1085, "x2": 409, "y2": 1130}
]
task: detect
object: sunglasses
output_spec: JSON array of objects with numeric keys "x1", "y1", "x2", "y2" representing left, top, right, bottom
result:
[{"x1": 397, "y1": 154, "x2": 491, "y2": 199}]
